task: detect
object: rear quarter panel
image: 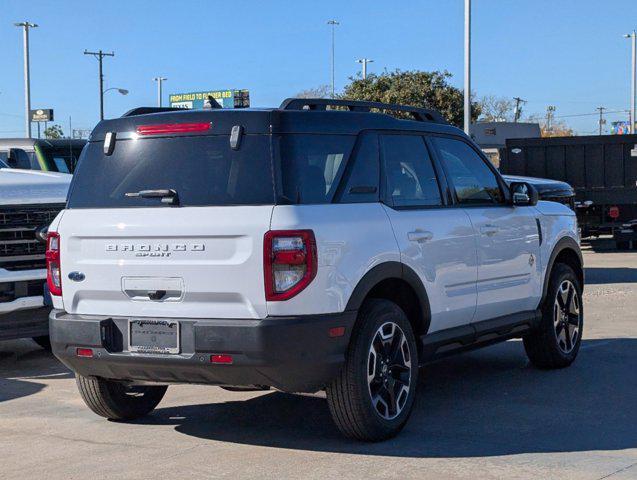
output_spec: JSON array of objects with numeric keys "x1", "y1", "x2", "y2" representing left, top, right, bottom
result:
[{"x1": 268, "y1": 203, "x2": 400, "y2": 315}]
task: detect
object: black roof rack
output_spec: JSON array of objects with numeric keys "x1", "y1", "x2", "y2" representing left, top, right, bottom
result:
[
  {"x1": 121, "y1": 107, "x2": 187, "y2": 117},
  {"x1": 279, "y1": 98, "x2": 447, "y2": 124}
]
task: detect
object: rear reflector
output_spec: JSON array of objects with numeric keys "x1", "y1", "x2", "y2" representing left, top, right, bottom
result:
[
  {"x1": 328, "y1": 326, "x2": 346, "y2": 338},
  {"x1": 136, "y1": 122, "x2": 211, "y2": 136},
  {"x1": 76, "y1": 348, "x2": 94, "y2": 358},
  {"x1": 210, "y1": 354, "x2": 233, "y2": 364},
  {"x1": 609, "y1": 206, "x2": 620, "y2": 219}
]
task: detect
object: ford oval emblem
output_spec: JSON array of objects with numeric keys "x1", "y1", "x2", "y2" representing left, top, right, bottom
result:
[{"x1": 68, "y1": 271, "x2": 85, "y2": 282}]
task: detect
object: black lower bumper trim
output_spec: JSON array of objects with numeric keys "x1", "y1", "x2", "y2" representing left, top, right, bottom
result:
[{"x1": 50, "y1": 309, "x2": 357, "y2": 393}]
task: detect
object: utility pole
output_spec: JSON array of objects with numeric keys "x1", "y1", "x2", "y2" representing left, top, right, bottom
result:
[
  {"x1": 597, "y1": 106, "x2": 606, "y2": 135},
  {"x1": 546, "y1": 105, "x2": 556, "y2": 135},
  {"x1": 153, "y1": 77, "x2": 167, "y2": 107},
  {"x1": 513, "y1": 96, "x2": 526, "y2": 123},
  {"x1": 14, "y1": 21, "x2": 38, "y2": 138},
  {"x1": 84, "y1": 49, "x2": 115, "y2": 120},
  {"x1": 327, "y1": 20, "x2": 339, "y2": 98},
  {"x1": 356, "y1": 58, "x2": 374, "y2": 80},
  {"x1": 463, "y1": 0, "x2": 471, "y2": 134},
  {"x1": 624, "y1": 31, "x2": 636, "y2": 134}
]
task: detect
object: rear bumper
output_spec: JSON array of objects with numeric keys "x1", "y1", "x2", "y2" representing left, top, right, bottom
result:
[{"x1": 50, "y1": 309, "x2": 357, "y2": 393}]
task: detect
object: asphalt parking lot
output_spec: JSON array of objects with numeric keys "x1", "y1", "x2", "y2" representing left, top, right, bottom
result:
[{"x1": 1, "y1": 244, "x2": 636, "y2": 480}]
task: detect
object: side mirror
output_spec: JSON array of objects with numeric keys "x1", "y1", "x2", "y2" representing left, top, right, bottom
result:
[{"x1": 509, "y1": 181, "x2": 538, "y2": 207}]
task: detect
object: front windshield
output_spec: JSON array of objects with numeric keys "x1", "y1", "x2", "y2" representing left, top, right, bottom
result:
[{"x1": 0, "y1": 159, "x2": 7, "y2": 168}]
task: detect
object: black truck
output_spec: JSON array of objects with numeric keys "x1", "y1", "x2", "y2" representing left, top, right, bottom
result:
[{"x1": 500, "y1": 134, "x2": 637, "y2": 248}]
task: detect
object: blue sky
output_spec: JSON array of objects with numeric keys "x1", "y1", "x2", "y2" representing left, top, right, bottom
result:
[{"x1": 1, "y1": 0, "x2": 636, "y2": 136}]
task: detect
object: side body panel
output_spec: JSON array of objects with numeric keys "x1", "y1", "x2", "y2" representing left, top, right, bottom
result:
[
  {"x1": 382, "y1": 205, "x2": 477, "y2": 333},
  {"x1": 464, "y1": 205, "x2": 542, "y2": 322},
  {"x1": 535, "y1": 201, "x2": 581, "y2": 300},
  {"x1": 267, "y1": 203, "x2": 400, "y2": 316}
]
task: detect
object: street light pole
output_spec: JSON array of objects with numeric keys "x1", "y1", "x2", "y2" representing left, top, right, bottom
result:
[
  {"x1": 356, "y1": 58, "x2": 374, "y2": 80},
  {"x1": 327, "y1": 20, "x2": 339, "y2": 98},
  {"x1": 14, "y1": 21, "x2": 38, "y2": 138},
  {"x1": 154, "y1": 77, "x2": 167, "y2": 107},
  {"x1": 463, "y1": 0, "x2": 471, "y2": 135},
  {"x1": 624, "y1": 31, "x2": 636, "y2": 134},
  {"x1": 84, "y1": 49, "x2": 115, "y2": 120}
]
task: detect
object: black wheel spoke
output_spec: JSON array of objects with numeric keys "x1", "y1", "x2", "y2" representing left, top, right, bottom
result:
[
  {"x1": 565, "y1": 287, "x2": 575, "y2": 314},
  {"x1": 388, "y1": 331, "x2": 404, "y2": 364},
  {"x1": 564, "y1": 324, "x2": 573, "y2": 350}
]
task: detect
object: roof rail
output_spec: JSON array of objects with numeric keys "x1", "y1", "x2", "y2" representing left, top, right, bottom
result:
[
  {"x1": 121, "y1": 107, "x2": 187, "y2": 117},
  {"x1": 279, "y1": 98, "x2": 447, "y2": 124}
]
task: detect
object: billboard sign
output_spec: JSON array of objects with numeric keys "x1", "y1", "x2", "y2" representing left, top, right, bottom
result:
[
  {"x1": 30, "y1": 108, "x2": 54, "y2": 122},
  {"x1": 169, "y1": 89, "x2": 250, "y2": 110},
  {"x1": 611, "y1": 121, "x2": 631, "y2": 135}
]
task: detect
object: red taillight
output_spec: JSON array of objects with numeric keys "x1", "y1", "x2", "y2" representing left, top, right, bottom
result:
[
  {"x1": 46, "y1": 232, "x2": 62, "y2": 296},
  {"x1": 210, "y1": 354, "x2": 233, "y2": 364},
  {"x1": 136, "y1": 122, "x2": 211, "y2": 136},
  {"x1": 264, "y1": 230, "x2": 317, "y2": 301}
]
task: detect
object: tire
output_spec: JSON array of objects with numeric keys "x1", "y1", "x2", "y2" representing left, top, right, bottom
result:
[
  {"x1": 32, "y1": 335, "x2": 51, "y2": 351},
  {"x1": 524, "y1": 263, "x2": 583, "y2": 369},
  {"x1": 326, "y1": 299, "x2": 419, "y2": 441},
  {"x1": 75, "y1": 374, "x2": 167, "y2": 421}
]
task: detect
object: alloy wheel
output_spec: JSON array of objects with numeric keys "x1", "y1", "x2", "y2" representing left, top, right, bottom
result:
[
  {"x1": 553, "y1": 280, "x2": 581, "y2": 354},
  {"x1": 367, "y1": 321, "x2": 412, "y2": 420}
]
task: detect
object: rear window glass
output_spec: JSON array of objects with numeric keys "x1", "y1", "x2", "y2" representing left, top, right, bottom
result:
[
  {"x1": 278, "y1": 134, "x2": 355, "y2": 204},
  {"x1": 67, "y1": 135, "x2": 275, "y2": 208}
]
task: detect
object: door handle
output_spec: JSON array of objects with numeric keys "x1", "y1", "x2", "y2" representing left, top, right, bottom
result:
[
  {"x1": 408, "y1": 230, "x2": 434, "y2": 243},
  {"x1": 480, "y1": 224, "x2": 499, "y2": 236}
]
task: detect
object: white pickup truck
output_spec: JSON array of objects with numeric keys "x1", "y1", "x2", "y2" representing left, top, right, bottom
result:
[{"x1": 0, "y1": 161, "x2": 71, "y2": 347}]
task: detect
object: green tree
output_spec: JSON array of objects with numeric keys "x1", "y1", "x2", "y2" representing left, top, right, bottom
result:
[
  {"x1": 341, "y1": 69, "x2": 481, "y2": 128},
  {"x1": 43, "y1": 124, "x2": 64, "y2": 139}
]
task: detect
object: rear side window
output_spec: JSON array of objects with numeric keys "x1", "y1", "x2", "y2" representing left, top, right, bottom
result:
[
  {"x1": 337, "y1": 133, "x2": 380, "y2": 203},
  {"x1": 67, "y1": 135, "x2": 275, "y2": 208},
  {"x1": 381, "y1": 134, "x2": 442, "y2": 207},
  {"x1": 278, "y1": 135, "x2": 355, "y2": 204},
  {"x1": 432, "y1": 137, "x2": 504, "y2": 205}
]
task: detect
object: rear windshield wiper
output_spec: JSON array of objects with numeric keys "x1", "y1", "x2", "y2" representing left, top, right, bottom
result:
[{"x1": 125, "y1": 189, "x2": 180, "y2": 206}]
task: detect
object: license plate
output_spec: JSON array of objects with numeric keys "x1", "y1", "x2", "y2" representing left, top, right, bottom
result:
[{"x1": 129, "y1": 319, "x2": 180, "y2": 354}]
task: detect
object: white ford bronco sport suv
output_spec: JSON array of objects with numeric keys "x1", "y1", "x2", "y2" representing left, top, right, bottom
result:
[
  {"x1": 0, "y1": 161, "x2": 70, "y2": 347},
  {"x1": 49, "y1": 99, "x2": 583, "y2": 441}
]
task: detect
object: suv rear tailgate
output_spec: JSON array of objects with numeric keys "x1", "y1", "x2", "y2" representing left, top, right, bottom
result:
[{"x1": 58, "y1": 206, "x2": 273, "y2": 319}]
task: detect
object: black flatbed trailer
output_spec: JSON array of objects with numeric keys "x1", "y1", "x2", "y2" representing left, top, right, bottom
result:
[{"x1": 500, "y1": 134, "x2": 637, "y2": 247}]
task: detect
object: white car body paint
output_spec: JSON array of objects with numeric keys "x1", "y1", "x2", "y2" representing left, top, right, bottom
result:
[
  {"x1": 0, "y1": 168, "x2": 71, "y2": 206},
  {"x1": 0, "y1": 167, "x2": 71, "y2": 319},
  {"x1": 51, "y1": 198, "x2": 579, "y2": 329}
]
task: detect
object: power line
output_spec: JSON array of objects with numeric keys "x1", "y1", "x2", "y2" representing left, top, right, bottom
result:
[{"x1": 555, "y1": 109, "x2": 628, "y2": 119}]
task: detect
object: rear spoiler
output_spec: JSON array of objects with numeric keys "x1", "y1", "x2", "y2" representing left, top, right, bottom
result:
[{"x1": 121, "y1": 107, "x2": 187, "y2": 117}]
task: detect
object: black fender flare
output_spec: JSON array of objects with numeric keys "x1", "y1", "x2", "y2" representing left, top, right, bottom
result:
[
  {"x1": 541, "y1": 236, "x2": 583, "y2": 303},
  {"x1": 345, "y1": 261, "x2": 431, "y2": 334}
]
